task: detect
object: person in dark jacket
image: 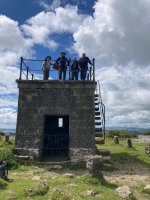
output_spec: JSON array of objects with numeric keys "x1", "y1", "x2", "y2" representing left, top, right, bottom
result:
[
  {"x1": 71, "y1": 57, "x2": 79, "y2": 80},
  {"x1": 56, "y1": 51, "x2": 69, "y2": 80},
  {"x1": 79, "y1": 53, "x2": 92, "y2": 80}
]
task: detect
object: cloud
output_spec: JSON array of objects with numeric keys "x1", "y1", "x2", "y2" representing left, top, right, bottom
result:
[
  {"x1": 22, "y1": 5, "x2": 84, "y2": 49},
  {"x1": 73, "y1": 0, "x2": 150, "y2": 66},
  {"x1": 0, "y1": 107, "x2": 17, "y2": 129},
  {"x1": 39, "y1": 0, "x2": 61, "y2": 11}
]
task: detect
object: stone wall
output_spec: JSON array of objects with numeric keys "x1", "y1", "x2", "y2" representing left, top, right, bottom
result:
[{"x1": 15, "y1": 80, "x2": 96, "y2": 162}]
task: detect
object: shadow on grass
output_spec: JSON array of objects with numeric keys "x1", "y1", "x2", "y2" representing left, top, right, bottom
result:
[{"x1": 111, "y1": 152, "x2": 150, "y2": 171}]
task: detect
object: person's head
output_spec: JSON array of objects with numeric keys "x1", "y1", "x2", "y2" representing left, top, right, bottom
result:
[
  {"x1": 82, "y1": 53, "x2": 86, "y2": 57},
  {"x1": 73, "y1": 56, "x2": 77, "y2": 61},
  {"x1": 61, "y1": 51, "x2": 66, "y2": 57},
  {"x1": 45, "y1": 56, "x2": 51, "y2": 61}
]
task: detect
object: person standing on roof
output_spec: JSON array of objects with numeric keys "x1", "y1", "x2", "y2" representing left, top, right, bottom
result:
[
  {"x1": 42, "y1": 56, "x2": 52, "y2": 80},
  {"x1": 71, "y1": 57, "x2": 79, "y2": 80},
  {"x1": 56, "y1": 51, "x2": 69, "y2": 80},
  {"x1": 79, "y1": 53, "x2": 92, "y2": 81}
]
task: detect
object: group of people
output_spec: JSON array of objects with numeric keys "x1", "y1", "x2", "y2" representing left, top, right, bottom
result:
[{"x1": 42, "y1": 52, "x2": 93, "y2": 81}]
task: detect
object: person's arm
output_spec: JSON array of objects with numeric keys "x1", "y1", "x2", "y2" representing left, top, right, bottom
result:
[
  {"x1": 87, "y1": 57, "x2": 92, "y2": 65},
  {"x1": 56, "y1": 57, "x2": 60, "y2": 64}
]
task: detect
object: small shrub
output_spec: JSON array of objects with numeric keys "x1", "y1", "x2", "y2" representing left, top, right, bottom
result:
[
  {"x1": 0, "y1": 178, "x2": 8, "y2": 189},
  {"x1": 0, "y1": 143, "x2": 18, "y2": 169},
  {"x1": 51, "y1": 188, "x2": 71, "y2": 200},
  {"x1": 25, "y1": 181, "x2": 49, "y2": 197},
  {"x1": 142, "y1": 131, "x2": 150, "y2": 136}
]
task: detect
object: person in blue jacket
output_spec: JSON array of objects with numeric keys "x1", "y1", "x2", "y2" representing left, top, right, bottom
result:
[
  {"x1": 56, "y1": 51, "x2": 69, "y2": 80},
  {"x1": 79, "y1": 53, "x2": 92, "y2": 80},
  {"x1": 71, "y1": 57, "x2": 79, "y2": 80}
]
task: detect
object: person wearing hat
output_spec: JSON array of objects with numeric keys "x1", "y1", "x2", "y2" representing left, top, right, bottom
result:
[
  {"x1": 79, "y1": 53, "x2": 92, "y2": 80},
  {"x1": 56, "y1": 51, "x2": 69, "y2": 80},
  {"x1": 42, "y1": 56, "x2": 52, "y2": 80}
]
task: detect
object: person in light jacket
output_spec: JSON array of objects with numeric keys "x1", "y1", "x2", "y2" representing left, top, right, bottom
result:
[{"x1": 42, "y1": 56, "x2": 52, "y2": 80}]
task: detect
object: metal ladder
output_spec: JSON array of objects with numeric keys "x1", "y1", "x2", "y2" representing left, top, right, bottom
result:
[{"x1": 95, "y1": 81, "x2": 105, "y2": 143}]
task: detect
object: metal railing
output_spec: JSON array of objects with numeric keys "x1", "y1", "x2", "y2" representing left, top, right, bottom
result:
[{"x1": 19, "y1": 57, "x2": 95, "y2": 81}]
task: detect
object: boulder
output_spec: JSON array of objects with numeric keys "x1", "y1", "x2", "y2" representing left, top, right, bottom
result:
[
  {"x1": 86, "y1": 155, "x2": 103, "y2": 178},
  {"x1": 116, "y1": 186, "x2": 132, "y2": 199}
]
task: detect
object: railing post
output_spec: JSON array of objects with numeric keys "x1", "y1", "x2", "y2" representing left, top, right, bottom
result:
[
  {"x1": 93, "y1": 58, "x2": 95, "y2": 81},
  {"x1": 90, "y1": 66, "x2": 92, "y2": 81},
  {"x1": 26, "y1": 67, "x2": 29, "y2": 80},
  {"x1": 32, "y1": 74, "x2": 34, "y2": 80},
  {"x1": 19, "y1": 57, "x2": 23, "y2": 80}
]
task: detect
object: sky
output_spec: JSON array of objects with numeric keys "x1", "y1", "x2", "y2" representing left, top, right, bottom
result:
[{"x1": 0, "y1": 0, "x2": 150, "y2": 130}]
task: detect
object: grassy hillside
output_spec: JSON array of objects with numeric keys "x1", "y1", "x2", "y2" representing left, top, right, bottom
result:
[{"x1": 0, "y1": 136, "x2": 150, "y2": 200}]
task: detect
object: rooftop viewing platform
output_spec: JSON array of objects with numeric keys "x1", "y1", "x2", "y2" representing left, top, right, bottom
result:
[{"x1": 18, "y1": 54, "x2": 95, "y2": 82}]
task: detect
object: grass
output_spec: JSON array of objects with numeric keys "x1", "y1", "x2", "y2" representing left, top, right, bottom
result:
[{"x1": 0, "y1": 137, "x2": 150, "y2": 199}]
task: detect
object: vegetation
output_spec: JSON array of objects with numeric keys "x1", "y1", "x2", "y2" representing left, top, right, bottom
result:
[
  {"x1": 141, "y1": 131, "x2": 150, "y2": 136},
  {"x1": 0, "y1": 136, "x2": 149, "y2": 200},
  {"x1": 0, "y1": 140, "x2": 18, "y2": 169},
  {"x1": 106, "y1": 130, "x2": 137, "y2": 138}
]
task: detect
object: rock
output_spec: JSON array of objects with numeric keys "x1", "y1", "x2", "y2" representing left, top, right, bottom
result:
[
  {"x1": 86, "y1": 155, "x2": 103, "y2": 178},
  {"x1": 116, "y1": 186, "x2": 132, "y2": 198},
  {"x1": 64, "y1": 173, "x2": 75, "y2": 178},
  {"x1": 126, "y1": 138, "x2": 132, "y2": 148},
  {"x1": 49, "y1": 165, "x2": 63, "y2": 170},
  {"x1": 85, "y1": 190, "x2": 99, "y2": 196},
  {"x1": 143, "y1": 184, "x2": 150, "y2": 194},
  {"x1": 145, "y1": 143, "x2": 150, "y2": 155},
  {"x1": 31, "y1": 176, "x2": 41, "y2": 181},
  {"x1": 114, "y1": 136, "x2": 119, "y2": 144}
]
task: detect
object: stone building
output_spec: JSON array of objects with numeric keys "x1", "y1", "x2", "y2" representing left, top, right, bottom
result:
[{"x1": 15, "y1": 80, "x2": 97, "y2": 163}]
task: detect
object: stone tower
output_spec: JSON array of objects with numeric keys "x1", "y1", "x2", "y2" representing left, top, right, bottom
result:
[{"x1": 15, "y1": 80, "x2": 96, "y2": 163}]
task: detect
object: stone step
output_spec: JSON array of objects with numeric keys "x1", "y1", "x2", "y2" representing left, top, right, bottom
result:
[
  {"x1": 95, "y1": 140, "x2": 105, "y2": 144},
  {"x1": 95, "y1": 112, "x2": 100, "y2": 116},
  {"x1": 96, "y1": 149, "x2": 111, "y2": 156},
  {"x1": 95, "y1": 128, "x2": 102, "y2": 132},
  {"x1": 95, "y1": 107, "x2": 99, "y2": 111},
  {"x1": 95, "y1": 97, "x2": 99, "y2": 101},
  {"x1": 95, "y1": 133, "x2": 103, "y2": 137},
  {"x1": 95, "y1": 122, "x2": 101, "y2": 126},
  {"x1": 95, "y1": 102, "x2": 99, "y2": 106},
  {"x1": 94, "y1": 94, "x2": 99, "y2": 97},
  {"x1": 95, "y1": 117, "x2": 101, "y2": 120}
]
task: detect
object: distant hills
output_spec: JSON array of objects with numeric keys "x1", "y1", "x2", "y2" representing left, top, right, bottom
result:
[{"x1": 1, "y1": 127, "x2": 149, "y2": 135}]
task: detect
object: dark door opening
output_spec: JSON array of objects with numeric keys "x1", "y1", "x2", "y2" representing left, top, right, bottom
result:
[{"x1": 43, "y1": 116, "x2": 69, "y2": 161}]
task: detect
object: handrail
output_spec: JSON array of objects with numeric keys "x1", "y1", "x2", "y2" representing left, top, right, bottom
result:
[
  {"x1": 18, "y1": 57, "x2": 95, "y2": 81},
  {"x1": 96, "y1": 80, "x2": 106, "y2": 141}
]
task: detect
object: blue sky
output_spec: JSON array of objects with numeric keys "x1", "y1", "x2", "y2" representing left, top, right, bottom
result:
[{"x1": 0, "y1": 0, "x2": 150, "y2": 130}]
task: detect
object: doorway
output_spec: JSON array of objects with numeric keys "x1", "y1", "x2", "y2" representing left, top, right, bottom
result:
[{"x1": 43, "y1": 115, "x2": 69, "y2": 161}]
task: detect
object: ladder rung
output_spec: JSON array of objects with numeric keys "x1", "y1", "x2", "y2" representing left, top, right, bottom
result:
[
  {"x1": 95, "y1": 112, "x2": 100, "y2": 115},
  {"x1": 95, "y1": 117, "x2": 101, "y2": 120},
  {"x1": 95, "y1": 122, "x2": 101, "y2": 125},
  {"x1": 95, "y1": 128, "x2": 102, "y2": 132}
]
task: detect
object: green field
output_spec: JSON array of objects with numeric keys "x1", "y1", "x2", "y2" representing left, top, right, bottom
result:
[{"x1": 0, "y1": 137, "x2": 150, "y2": 200}]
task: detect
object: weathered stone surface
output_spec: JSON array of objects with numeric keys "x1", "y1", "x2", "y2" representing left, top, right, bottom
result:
[
  {"x1": 116, "y1": 186, "x2": 132, "y2": 199},
  {"x1": 15, "y1": 80, "x2": 96, "y2": 162},
  {"x1": 126, "y1": 138, "x2": 132, "y2": 148},
  {"x1": 145, "y1": 143, "x2": 150, "y2": 155},
  {"x1": 114, "y1": 136, "x2": 119, "y2": 144},
  {"x1": 143, "y1": 184, "x2": 150, "y2": 194},
  {"x1": 70, "y1": 148, "x2": 94, "y2": 164},
  {"x1": 86, "y1": 155, "x2": 103, "y2": 177}
]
